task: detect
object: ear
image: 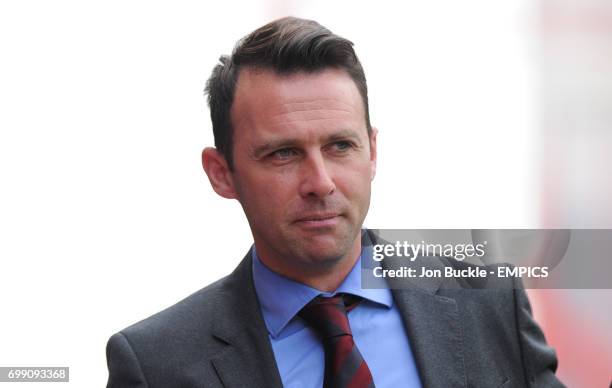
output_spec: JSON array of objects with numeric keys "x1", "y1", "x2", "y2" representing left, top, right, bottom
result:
[
  {"x1": 202, "y1": 147, "x2": 238, "y2": 199},
  {"x1": 369, "y1": 127, "x2": 378, "y2": 180}
]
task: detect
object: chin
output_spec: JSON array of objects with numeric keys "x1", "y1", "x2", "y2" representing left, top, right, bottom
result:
[
  {"x1": 298, "y1": 236, "x2": 354, "y2": 264},
  {"x1": 277, "y1": 223, "x2": 360, "y2": 263}
]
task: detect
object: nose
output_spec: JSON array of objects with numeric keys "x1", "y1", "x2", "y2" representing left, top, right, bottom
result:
[{"x1": 298, "y1": 152, "x2": 336, "y2": 198}]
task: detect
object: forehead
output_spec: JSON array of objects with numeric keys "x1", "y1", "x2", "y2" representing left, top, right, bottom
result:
[{"x1": 230, "y1": 68, "x2": 366, "y2": 140}]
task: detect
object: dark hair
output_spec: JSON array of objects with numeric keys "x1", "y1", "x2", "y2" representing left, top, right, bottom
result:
[{"x1": 205, "y1": 16, "x2": 371, "y2": 170}]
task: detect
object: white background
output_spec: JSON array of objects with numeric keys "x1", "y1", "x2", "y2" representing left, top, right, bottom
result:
[{"x1": 0, "y1": 0, "x2": 549, "y2": 385}]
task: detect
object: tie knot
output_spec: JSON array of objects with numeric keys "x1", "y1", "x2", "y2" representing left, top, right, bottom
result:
[{"x1": 299, "y1": 294, "x2": 360, "y2": 340}]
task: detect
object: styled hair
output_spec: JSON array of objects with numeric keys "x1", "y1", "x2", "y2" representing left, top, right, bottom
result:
[{"x1": 205, "y1": 16, "x2": 371, "y2": 170}]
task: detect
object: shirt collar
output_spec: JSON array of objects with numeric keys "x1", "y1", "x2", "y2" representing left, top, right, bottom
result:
[{"x1": 251, "y1": 242, "x2": 393, "y2": 338}]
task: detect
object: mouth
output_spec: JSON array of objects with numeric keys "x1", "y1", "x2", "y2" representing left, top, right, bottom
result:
[{"x1": 293, "y1": 212, "x2": 341, "y2": 229}]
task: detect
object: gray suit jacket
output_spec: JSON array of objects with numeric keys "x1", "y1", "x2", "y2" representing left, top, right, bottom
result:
[{"x1": 106, "y1": 230, "x2": 564, "y2": 387}]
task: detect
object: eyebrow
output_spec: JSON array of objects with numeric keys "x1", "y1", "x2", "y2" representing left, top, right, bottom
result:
[{"x1": 250, "y1": 129, "x2": 363, "y2": 159}]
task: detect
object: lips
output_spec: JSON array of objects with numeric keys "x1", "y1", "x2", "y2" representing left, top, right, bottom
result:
[
  {"x1": 294, "y1": 212, "x2": 340, "y2": 222},
  {"x1": 293, "y1": 212, "x2": 342, "y2": 230}
]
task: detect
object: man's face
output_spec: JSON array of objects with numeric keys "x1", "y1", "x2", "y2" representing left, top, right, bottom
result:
[{"x1": 228, "y1": 68, "x2": 377, "y2": 275}]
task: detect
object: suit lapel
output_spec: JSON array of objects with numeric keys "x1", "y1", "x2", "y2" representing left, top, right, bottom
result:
[
  {"x1": 209, "y1": 252, "x2": 283, "y2": 388},
  {"x1": 366, "y1": 230, "x2": 467, "y2": 388},
  {"x1": 210, "y1": 329, "x2": 282, "y2": 388},
  {"x1": 392, "y1": 288, "x2": 467, "y2": 388}
]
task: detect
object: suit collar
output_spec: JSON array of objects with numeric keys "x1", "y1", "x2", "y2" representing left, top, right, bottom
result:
[{"x1": 363, "y1": 228, "x2": 447, "y2": 294}]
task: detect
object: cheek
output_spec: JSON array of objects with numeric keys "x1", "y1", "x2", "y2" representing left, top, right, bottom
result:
[
  {"x1": 335, "y1": 166, "x2": 372, "y2": 201},
  {"x1": 239, "y1": 173, "x2": 295, "y2": 215}
]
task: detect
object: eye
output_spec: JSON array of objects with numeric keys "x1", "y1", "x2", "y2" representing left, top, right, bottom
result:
[
  {"x1": 331, "y1": 141, "x2": 354, "y2": 152},
  {"x1": 270, "y1": 148, "x2": 298, "y2": 160}
]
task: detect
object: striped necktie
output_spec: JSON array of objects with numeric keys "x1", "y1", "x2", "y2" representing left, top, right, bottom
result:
[{"x1": 299, "y1": 294, "x2": 375, "y2": 388}]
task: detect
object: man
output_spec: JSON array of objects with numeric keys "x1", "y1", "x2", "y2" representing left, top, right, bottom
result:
[{"x1": 106, "y1": 17, "x2": 563, "y2": 387}]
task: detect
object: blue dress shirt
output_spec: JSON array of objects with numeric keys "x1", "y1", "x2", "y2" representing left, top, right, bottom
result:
[{"x1": 251, "y1": 245, "x2": 423, "y2": 388}]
